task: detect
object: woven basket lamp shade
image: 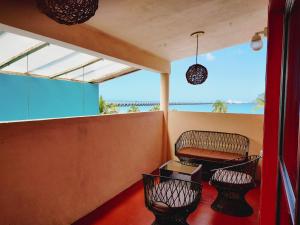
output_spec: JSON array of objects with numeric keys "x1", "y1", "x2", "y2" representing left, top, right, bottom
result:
[
  {"x1": 186, "y1": 31, "x2": 208, "y2": 85},
  {"x1": 37, "y1": 0, "x2": 99, "y2": 25}
]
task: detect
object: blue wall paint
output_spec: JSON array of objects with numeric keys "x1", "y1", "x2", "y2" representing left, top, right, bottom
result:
[{"x1": 0, "y1": 74, "x2": 99, "y2": 121}]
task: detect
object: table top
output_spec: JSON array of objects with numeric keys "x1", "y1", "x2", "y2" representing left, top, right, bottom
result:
[{"x1": 160, "y1": 160, "x2": 201, "y2": 175}]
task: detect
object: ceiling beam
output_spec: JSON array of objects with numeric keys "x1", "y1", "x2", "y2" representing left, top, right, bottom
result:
[
  {"x1": 50, "y1": 58, "x2": 101, "y2": 79},
  {"x1": 0, "y1": 70, "x2": 51, "y2": 80},
  {"x1": 0, "y1": 42, "x2": 49, "y2": 69},
  {"x1": 0, "y1": 0, "x2": 170, "y2": 73},
  {"x1": 0, "y1": 70, "x2": 90, "y2": 84},
  {"x1": 90, "y1": 68, "x2": 140, "y2": 83},
  {"x1": 0, "y1": 65, "x2": 139, "y2": 84}
]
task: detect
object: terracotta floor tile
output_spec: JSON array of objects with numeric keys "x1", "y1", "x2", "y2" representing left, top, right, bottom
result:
[{"x1": 73, "y1": 181, "x2": 260, "y2": 225}]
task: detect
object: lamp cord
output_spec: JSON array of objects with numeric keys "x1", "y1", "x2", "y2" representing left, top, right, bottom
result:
[
  {"x1": 196, "y1": 34, "x2": 199, "y2": 64},
  {"x1": 26, "y1": 54, "x2": 30, "y2": 119},
  {"x1": 82, "y1": 67, "x2": 85, "y2": 114}
]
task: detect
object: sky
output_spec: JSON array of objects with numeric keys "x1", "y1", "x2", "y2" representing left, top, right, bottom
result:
[{"x1": 99, "y1": 39, "x2": 267, "y2": 103}]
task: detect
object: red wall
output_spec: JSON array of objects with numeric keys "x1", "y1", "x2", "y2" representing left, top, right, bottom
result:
[{"x1": 260, "y1": 0, "x2": 284, "y2": 224}]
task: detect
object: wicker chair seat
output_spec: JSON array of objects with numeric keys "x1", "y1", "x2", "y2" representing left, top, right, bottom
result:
[
  {"x1": 211, "y1": 169, "x2": 253, "y2": 185},
  {"x1": 150, "y1": 180, "x2": 196, "y2": 209},
  {"x1": 177, "y1": 147, "x2": 241, "y2": 161},
  {"x1": 143, "y1": 174, "x2": 201, "y2": 225}
]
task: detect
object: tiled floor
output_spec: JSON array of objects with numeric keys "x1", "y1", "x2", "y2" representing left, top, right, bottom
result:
[{"x1": 73, "y1": 181, "x2": 260, "y2": 225}]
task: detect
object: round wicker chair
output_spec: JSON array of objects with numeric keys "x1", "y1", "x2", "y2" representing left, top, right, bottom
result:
[
  {"x1": 209, "y1": 155, "x2": 261, "y2": 217},
  {"x1": 142, "y1": 174, "x2": 202, "y2": 225}
]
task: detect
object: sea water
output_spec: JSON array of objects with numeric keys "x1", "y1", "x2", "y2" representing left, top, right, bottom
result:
[{"x1": 117, "y1": 103, "x2": 264, "y2": 114}]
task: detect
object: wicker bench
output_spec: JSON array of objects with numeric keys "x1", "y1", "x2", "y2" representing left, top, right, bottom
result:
[{"x1": 175, "y1": 130, "x2": 249, "y2": 179}]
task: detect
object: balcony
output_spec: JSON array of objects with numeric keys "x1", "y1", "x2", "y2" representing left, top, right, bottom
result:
[
  {"x1": 0, "y1": 111, "x2": 263, "y2": 224},
  {"x1": 0, "y1": 0, "x2": 270, "y2": 225}
]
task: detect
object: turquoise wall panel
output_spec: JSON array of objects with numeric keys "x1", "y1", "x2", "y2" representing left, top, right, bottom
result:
[{"x1": 0, "y1": 74, "x2": 99, "y2": 121}]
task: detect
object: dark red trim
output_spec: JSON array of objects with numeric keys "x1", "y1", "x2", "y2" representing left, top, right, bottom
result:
[
  {"x1": 280, "y1": 0, "x2": 300, "y2": 216},
  {"x1": 292, "y1": 3, "x2": 300, "y2": 224},
  {"x1": 260, "y1": 0, "x2": 284, "y2": 224},
  {"x1": 278, "y1": 1, "x2": 300, "y2": 223}
]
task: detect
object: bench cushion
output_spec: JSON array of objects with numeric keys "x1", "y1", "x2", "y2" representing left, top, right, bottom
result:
[{"x1": 177, "y1": 147, "x2": 241, "y2": 161}]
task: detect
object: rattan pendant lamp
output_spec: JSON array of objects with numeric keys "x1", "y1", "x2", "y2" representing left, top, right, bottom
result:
[
  {"x1": 186, "y1": 31, "x2": 208, "y2": 85},
  {"x1": 36, "y1": 0, "x2": 99, "y2": 25}
]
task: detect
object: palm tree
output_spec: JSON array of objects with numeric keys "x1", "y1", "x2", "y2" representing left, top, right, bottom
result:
[
  {"x1": 103, "y1": 103, "x2": 119, "y2": 114},
  {"x1": 99, "y1": 96, "x2": 119, "y2": 114},
  {"x1": 212, "y1": 100, "x2": 228, "y2": 113},
  {"x1": 255, "y1": 93, "x2": 265, "y2": 109},
  {"x1": 149, "y1": 105, "x2": 160, "y2": 111},
  {"x1": 128, "y1": 105, "x2": 140, "y2": 113},
  {"x1": 99, "y1": 96, "x2": 105, "y2": 114}
]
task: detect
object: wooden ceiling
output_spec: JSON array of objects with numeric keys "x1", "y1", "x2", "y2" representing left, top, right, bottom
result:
[{"x1": 87, "y1": 0, "x2": 268, "y2": 61}]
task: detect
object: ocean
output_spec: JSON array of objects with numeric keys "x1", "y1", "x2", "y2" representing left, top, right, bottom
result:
[{"x1": 117, "y1": 103, "x2": 264, "y2": 114}]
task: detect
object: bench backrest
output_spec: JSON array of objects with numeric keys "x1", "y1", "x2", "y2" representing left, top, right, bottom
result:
[{"x1": 175, "y1": 130, "x2": 249, "y2": 156}]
